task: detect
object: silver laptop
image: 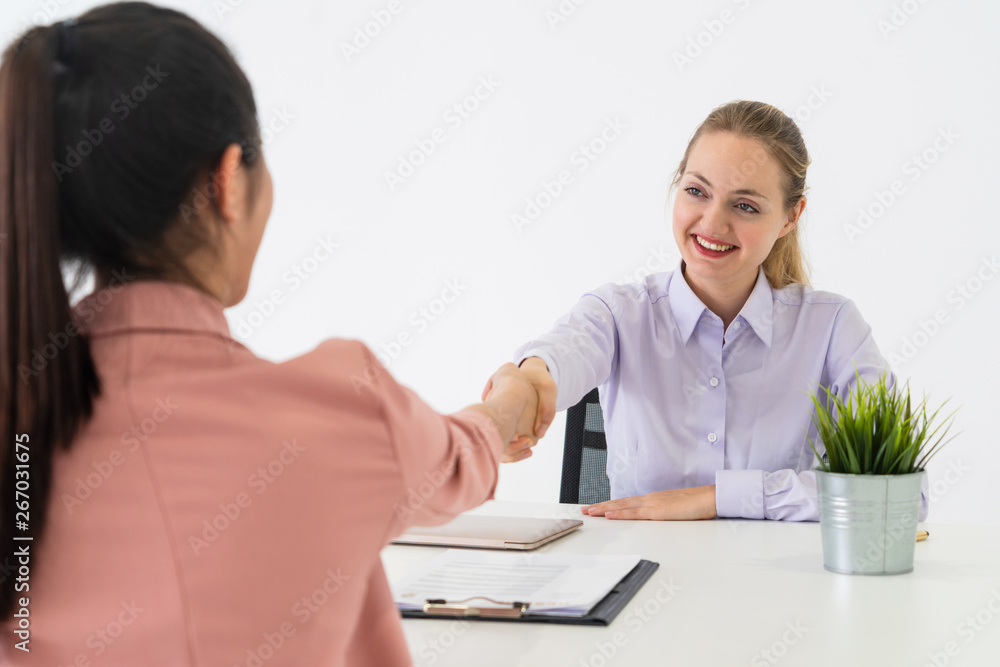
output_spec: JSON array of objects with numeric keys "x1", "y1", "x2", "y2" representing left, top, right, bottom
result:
[{"x1": 391, "y1": 515, "x2": 583, "y2": 550}]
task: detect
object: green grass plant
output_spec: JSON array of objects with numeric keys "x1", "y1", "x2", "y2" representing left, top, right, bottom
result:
[{"x1": 809, "y1": 371, "x2": 958, "y2": 475}]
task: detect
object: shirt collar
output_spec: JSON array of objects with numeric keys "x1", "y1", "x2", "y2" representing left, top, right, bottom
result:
[
  {"x1": 667, "y1": 261, "x2": 709, "y2": 344},
  {"x1": 73, "y1": 278, "x2": 235, "y2": 342},
  {"x1": 740, "y1": 266, "x2": 774, "y2": 348},
  {"x1": 668, "y1": 261, "x2": 774, "y2": 347}
]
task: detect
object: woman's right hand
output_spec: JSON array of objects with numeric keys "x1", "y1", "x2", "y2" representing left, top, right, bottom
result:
[
  {"x1": 477, "y1": 362, "x2": 538, "y2": 462},
  {"x1": 481, "y1": 357, "x2": 557, "y2": 460}
]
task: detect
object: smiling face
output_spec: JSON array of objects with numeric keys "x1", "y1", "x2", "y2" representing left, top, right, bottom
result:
[{"x1": 672, "y1": 131, "x2": 803, "y2": 303}]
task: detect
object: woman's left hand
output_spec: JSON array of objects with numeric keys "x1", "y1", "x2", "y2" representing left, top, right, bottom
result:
[{"x1": 581, "y1": 485, "x2": 717, "y2": 520}]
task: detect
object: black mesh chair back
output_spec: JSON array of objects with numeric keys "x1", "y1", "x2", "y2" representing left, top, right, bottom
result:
[{"x1": 560, "y1": 388, "x2": 611, "y2": 504}]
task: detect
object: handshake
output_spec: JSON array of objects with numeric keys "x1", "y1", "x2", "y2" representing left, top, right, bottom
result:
[{"x1": 478, "y1": 357, "x2": 557, "y2": 464}]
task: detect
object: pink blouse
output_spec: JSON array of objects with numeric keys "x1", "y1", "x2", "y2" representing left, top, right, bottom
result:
[{"x1": 3, "y1": 280, "x2": 503, "y2": 666}]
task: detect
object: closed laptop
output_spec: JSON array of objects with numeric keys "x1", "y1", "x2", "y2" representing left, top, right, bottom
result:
[{"x1": 392, "y1": 515, "x2": 583, "y2": 550}]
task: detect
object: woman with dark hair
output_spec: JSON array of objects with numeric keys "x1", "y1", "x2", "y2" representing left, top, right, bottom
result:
[{"x1": 0, "y1": 3, "x2": 537, "y2": 664}]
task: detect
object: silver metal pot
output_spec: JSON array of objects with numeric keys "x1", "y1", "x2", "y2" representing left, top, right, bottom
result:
[{"x1": 815, "y1": 470, "x2": 925, "y2": 575}]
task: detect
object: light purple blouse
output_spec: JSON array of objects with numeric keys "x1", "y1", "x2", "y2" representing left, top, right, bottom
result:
[{"x1": 514, "y1": 262, "x2": 929, "y2": 521}]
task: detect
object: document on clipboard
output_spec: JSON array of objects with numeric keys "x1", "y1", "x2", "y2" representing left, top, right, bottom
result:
[{"x1": 393, "y1": 550, "x2": 655, "y2": 623}]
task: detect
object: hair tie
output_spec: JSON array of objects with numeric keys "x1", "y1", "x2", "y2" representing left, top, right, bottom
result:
[{"x1": 53, "y1": 18, "x2": 78, "y2": 74}]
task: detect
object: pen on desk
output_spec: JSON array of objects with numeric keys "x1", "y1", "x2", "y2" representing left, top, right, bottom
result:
[{"x1": 916, "y1": 530, "x2": 929, "y2": 542}]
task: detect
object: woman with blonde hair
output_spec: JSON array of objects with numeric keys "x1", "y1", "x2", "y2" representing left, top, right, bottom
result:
[{"x1": 501, "y1": 100, "x2": 928, "y2": 522}]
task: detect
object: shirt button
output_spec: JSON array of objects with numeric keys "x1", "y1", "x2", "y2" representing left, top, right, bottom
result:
[
  {"x1": 732, "y1": 321, "x2": 741, "y2": 330},
  {"x1": 709, "y1": 377, "x2": 719, "y2": 387},
  {"x1": 707, "y1": 432, "x2": 718, "y2": 443}
]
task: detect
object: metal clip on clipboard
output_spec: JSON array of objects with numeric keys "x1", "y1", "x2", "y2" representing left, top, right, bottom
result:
[{"x1": 423, "y1": 596, "x2": 530, "y2": 618}]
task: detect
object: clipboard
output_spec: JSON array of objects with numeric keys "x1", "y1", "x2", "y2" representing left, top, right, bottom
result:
[{"x1": 399, "y1": 559, "x2": 659, "y2": 626}]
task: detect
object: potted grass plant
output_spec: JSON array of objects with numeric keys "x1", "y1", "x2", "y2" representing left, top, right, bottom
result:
[{"x1": 808, "y1": 371, "x2": 957, "y2": 575}]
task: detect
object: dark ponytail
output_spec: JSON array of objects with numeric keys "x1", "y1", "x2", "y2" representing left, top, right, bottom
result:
[
  {"x1": 0, "y1": 2, "x2": 262, "y2": 619},
  {"x1": 0, "y1": 21, "x2": 101, "y2": 622}
]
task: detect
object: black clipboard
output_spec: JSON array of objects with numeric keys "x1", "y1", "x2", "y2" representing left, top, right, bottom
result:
[{"x1": 399, "y1": 559, "x2": 659, "y2": 626}]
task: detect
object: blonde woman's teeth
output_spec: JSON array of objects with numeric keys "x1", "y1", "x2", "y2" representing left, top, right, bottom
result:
[{"x1": 696, "y1": 236, "x2": 735, "y2": 251}]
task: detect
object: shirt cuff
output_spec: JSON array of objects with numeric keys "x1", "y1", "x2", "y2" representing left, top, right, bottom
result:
[
  {"x1": 515, "y1": 351, "x2": 561, "y2": 387},
  {"x1": 715, "y1": 469, "x2": 765, "y2": 519}
]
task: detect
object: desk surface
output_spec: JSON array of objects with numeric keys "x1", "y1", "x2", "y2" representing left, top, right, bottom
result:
[{"x1": 381, "y1": 501, "x2": 1000, "y2": 667}]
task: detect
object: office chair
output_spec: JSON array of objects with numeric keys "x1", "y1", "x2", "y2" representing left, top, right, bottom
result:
[{"x1": 560, "y1": 388, "x2": 611, "y2": 505}]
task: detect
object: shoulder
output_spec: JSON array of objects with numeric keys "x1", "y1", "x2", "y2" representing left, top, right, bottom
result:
[
  {"x1": 772, "y1": 283, "x2": 859, "y2": 316},
  {"x1": 284, "y1": 338, "x2": 372, "y2": 373},
  {"x1": 771, "y1": 284, "x2": 874, "y2": 340},
  {"x1": 274, "y1": 338, "x2": 386, "y2": 410},
  {"x1": 582, "y1": 270, "x2": 674, "y2": 316}
]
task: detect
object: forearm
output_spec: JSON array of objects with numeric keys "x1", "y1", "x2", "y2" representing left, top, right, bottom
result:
[
  {"x1": 513, "y1": 294, "x2": 618, "y2": 413},
  {"x1": 462, "y1": 400, "x2": 523, "y2": 448}
]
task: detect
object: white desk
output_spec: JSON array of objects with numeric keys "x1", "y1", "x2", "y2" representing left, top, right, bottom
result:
[{"x1": 382, "y1": 501, "x2": 1000, "y2": 667}]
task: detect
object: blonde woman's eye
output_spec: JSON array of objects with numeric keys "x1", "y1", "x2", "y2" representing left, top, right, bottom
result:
[
  {"x1": 737, "y1": 202, "x2": 758, "y2": 213},
  {"x1": 685, "y1": 187, "x2": 704, "y2": 197}
]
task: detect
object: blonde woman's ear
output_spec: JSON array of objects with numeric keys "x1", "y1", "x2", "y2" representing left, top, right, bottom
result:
[
  {"x1": 791, "y1": 196, "x2": 807, "y2": 223},
  {"x1": 781, "y1": 196, "x2": 806, "y2": 233}
]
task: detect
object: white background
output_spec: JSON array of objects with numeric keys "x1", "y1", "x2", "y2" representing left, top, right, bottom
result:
[{"x1": 5, "y1": 0, "x2": 998, "y2": 525}]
